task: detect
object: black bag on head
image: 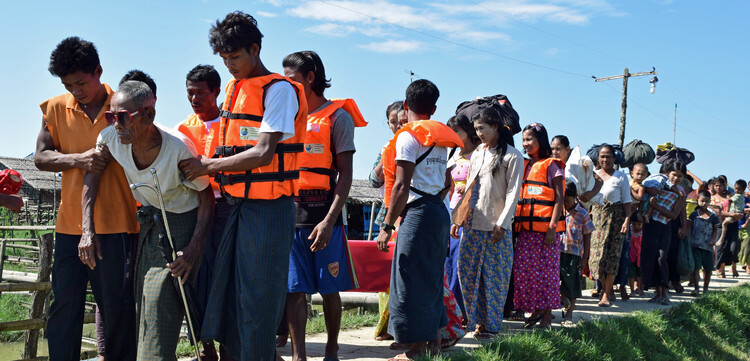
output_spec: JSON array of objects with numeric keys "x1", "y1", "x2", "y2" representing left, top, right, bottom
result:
[{"x1": 455, "y1": 94, "x2": 521, "y2": 135}]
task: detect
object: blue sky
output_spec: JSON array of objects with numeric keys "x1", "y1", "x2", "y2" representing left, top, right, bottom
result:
[{"x1": 2, "y1": 0, "x2": 748, "y2": 184}]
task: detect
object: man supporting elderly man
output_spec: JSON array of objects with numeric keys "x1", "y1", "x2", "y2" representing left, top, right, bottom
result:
[{"x1": 82, "y1": 80, "x2": 214, "y2": 360}]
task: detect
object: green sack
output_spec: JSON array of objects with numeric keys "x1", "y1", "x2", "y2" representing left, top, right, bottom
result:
[{"x1": 677, "y1": 235, "x2": 695, "y2": 276}]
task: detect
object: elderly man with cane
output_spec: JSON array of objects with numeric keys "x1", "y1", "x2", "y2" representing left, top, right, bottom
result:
[{"x1": 82, "y1": 80, "x2": 213, "y2": 360}]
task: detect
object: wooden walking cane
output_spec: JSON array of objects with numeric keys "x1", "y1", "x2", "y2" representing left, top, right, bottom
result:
[{"x1": 131, "y1": 168, "x2": 202, "y2": 361}]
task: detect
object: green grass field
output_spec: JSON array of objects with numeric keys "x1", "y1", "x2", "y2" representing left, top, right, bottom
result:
[{"x1": 424, "y1": 283, "x2": 750, "y2": 361}]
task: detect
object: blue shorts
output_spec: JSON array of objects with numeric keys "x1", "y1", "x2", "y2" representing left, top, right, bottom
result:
[{"x1": 288, "y1": 225, "x2": 358, "y2": 295}]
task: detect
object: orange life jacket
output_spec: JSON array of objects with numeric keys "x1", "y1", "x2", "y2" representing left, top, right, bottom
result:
[
  {"x1": 514, "y1": 158, "x2": 566, "y2": 233},
  {"x1": 298, "y1": 98, "x2": 367, "y2": 191},
  {"x1": 214, "y1": 73, "x2": 308, "y2": 200},
  {"x1": 382, "y1": 120, "x2": 463, "y2": 208},
  {"x1": 177, "y1": 113, "x2": 222, "y2": 193}
]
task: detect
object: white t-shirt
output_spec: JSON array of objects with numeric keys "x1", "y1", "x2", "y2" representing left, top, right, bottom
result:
[
  {"x1": 596, "y1": 169, "x2": 633, "y2": 204},
  {"x1": 97, "y1": 123, "x2": 210, "y2": 214},
  {"x1": 260, "y1": 81, "x2": 299, "y2": 141},
  {"x1": 395, "y1": 131, "x2": 448, "y2": 204}
]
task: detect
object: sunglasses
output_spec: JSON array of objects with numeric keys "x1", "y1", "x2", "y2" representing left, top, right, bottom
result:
[{"x1": 104, "y1": 107, "x2": 149, "y2": 126}]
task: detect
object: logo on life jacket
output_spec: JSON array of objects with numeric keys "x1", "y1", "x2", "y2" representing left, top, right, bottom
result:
[
  {"x1": 239, "y1": 126, "x2": 259, "y2": 140},
  {"x1": 328, "y1": 262, "x2": 340, "y2": 278},
  {"x1": 527, "y1": 186, "x2": 543, "y2": 195},
  {"x1": 304, "y1": 144, "x2": 325, "y2": 154},
  {"x1": 307, "y1": 123, "x2": 320, "y2": 132}
]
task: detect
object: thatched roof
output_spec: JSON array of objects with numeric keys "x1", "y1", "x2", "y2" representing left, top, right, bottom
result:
[
  {"x1": 348, "y1": 179, "x2": 382, "y2": 205},
  {"x1": 0, "y1": 156, "x2": 61, "y2": 193}
]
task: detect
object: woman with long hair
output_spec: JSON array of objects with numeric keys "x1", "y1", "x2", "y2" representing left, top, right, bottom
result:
[{"x1": 452, "y1": 108, "x2": 523, "y2": 338}]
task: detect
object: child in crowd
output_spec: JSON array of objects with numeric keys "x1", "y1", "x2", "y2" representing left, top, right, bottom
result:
[
  {"x1": 642, "y1": 161, "x2": 684, "y2": 221},
  {"x1": 628, "y1": 212, "x2": 644, "y2": 296},
  {"x1": 560, "y1": 182, "x2": 593, "y2": 325},
  {"x1": 717, "y1": 180, "x2": 748, "y2": 245},
  {"x1": 630, "y1": 163, "x2": 649, "y2": 213},
  {"x1": 689, "y1": 190, "x2": 720, "y2": 296}
]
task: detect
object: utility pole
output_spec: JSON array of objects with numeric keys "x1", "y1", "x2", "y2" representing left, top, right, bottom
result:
[
  {"x1": 673, "y1": 103, "x2": 677, "y2": 144},
  {"x1": 594, "y1": 67, "x2": 658, "y2": 147}
]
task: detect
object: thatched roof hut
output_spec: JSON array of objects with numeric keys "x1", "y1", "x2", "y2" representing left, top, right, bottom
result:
[{"x1": 347, "y1": 179, "x2": 382, "y2": 206}]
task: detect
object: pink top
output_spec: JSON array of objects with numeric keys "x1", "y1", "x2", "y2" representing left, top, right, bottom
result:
[
  {"x1": 450, "y1": 154, "x2": 472, "y2": 209},
  {"x1": 523, "y1": 159, "x2": 564, "y2": 186}
]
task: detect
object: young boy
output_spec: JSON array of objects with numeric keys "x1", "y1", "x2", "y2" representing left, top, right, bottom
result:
[
  {"x1": 627, "y1": 212, "x2": 644, "y2": 296},
  {"x1": 689, "y1": 190, "x2": 721, "y2": 296},
  {"x1": 630, "y1": 163, "x2": 649, "y2": 213},
  {"x1": 717, "y1": 180, "x2": 748, "y2": 246},
  {"x1": 560, "y1": 182, "x2": 593, "y2": 325}
]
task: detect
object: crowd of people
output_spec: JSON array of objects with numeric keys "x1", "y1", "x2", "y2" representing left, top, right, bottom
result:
[{"x1": 7, "y1": 8, "x2": 746, "y2": 361}]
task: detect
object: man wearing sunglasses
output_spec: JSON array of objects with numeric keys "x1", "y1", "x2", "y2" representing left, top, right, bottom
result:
[
  {"x1": 35, "y1": 37, "x2": 138, "y2": 361},
  {"x1": 83, "y1": 80, "x2": 214, "y2": 360}
]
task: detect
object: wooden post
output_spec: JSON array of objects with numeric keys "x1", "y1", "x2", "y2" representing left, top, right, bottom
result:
[
  {"x1": 0, "y1": 239, "x2": 6, "y2": 298},
  {"x1": 23, "y1": 233, "x2": 53, "y2": 359},
  {"x1": 619, "y1": 68, "x2": 629, "y2": 148}
]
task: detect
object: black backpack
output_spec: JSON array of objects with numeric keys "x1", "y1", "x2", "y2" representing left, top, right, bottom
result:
[{"x1": 455, "y1": 94, "x2": 521, "y2": 135}]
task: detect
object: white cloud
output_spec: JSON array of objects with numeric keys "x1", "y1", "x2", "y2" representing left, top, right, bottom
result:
[
  {"x1": 454, "y1": 31, "x2": 512, "y2": 44},
  {"x1": 257, "y1": 11, "x2": 278, "y2": 18},
  {"x1": 304, "y1": 23, "x2": 358, "y2": 37},
  {"x1": 545, "y1": 47, "x2": 560, "y2": 55},
  {"x1": 358, "y1": 39, "x2": 423, "y2": 53}
]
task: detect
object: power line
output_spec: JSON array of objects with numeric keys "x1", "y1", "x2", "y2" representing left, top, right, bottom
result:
[
  {"x1": 660, "y1": 80, "x2": 749, "y2": 138},
  {"x1": 316, "y1": 0, "x2": 591, "y2": 78},
  {"x1": 600, "y1": 82, "x2": 744, "y2": 148},
  {"x1": 474, "y1": 2, "x2": 649, "y2": 69}
]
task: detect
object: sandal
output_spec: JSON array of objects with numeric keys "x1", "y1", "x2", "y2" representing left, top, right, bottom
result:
[
  {"x1": 389, "y1": 342, "x2": 411, "y2": 350},
  {"x1": 508, "y1": 312, "x2": 525, "y2": 321},
  {"x1": 660, "y1": 298, "x2": 671, "y2": 305},
  {"x1": 689, "y1": 290, "x2": 699, "y2": 297},
  {"x1": 524, "y1": 313, "x2": 544, "y2": 329},
  {"x1": 388, "y1": 353, "x2": 413, "y2": 361},
  {"x1": 440, "y1": 337, "x2": 460, "y2": 350},
  {"x1": 375, "y1": 333, "x2": 394, "y2": 341},
  {"x1": 474, "y1": 331, "x2": 498, "y2": 340},
  {"x1": 597, "y1": 299, "x2": 611, "y2": 307}
]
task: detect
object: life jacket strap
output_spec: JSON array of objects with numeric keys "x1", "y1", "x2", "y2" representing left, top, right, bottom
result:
[
  {"x1": 218, "y1": 109, "x2": 263, "y2": 122},
  {"x1": 214, "y1": 143, "x2": 304, "y2": 158}
]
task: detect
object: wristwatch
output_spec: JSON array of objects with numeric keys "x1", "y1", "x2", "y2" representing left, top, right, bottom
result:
[{"x1": 382, "y1": 223, "x2": 396, "y2": 232}]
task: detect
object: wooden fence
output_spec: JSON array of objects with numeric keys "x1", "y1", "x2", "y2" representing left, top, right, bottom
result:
[{"x1": 0, "y1": 226, "x2": 97, "y2": 361}]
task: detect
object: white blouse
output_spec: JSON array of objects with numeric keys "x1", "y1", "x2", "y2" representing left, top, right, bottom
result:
[{"x1": 596, "y1": 169, "x2": 632, "y2": 204}]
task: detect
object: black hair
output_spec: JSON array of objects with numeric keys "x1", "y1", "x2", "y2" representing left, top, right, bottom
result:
[
  {"x1": 523, "y1": 123, "x2": 552, "y2": 159},
  {"x1": 447, "y1": 114, "x2": 480, "y2": 145},
  {"x1": 736, "y1": 179, "x2": 747, "y2": 192},
  {"x1": 629, "y1": 211, "x2": 644, "y2": 224},
  {"x1": 386, "y1": 101, "x2": 403, "y2": 119},
  {"x1": 551, "y1": 135, "x2": 570, "y2": 148},
  {"x1": 565, "y1": 181, "x2": 578, "y2": 198},
  {"x1": 684, "y1": 174, "x2": 694, "y2": 184},
  {"x1": 282, "y1": 51, "x2": 331, "y2": 97},
  {"x1": 472, "y1": 107, "x2": 514, "y2": 174},
  {"x1": 698, "y1": 190, "x2": 711, "y2": 199},
  {"x1": 48, "y1": 37, "x2": 100, "y2": 78},
  {"x1": 718, "y1": 174, "x2": 728, "y2": 184},
  {"x1": 662, "y1": 160, "x2": 687, "y2": 176},
  {"x1": 209, "y1": 11, "x2": 263, "y2": 54},
  {"x1": 405, "y1": 79, "x2": 439, "y2": 115},
  {"x1": 598, "y1": 144, "x2": 616, "y2": 159},
  {"x1": 186, "y1": 64, "x2": 221, "y2": 92},
  {"x1": 119, "y1": 70, "x2": 157, "y2": 99}
]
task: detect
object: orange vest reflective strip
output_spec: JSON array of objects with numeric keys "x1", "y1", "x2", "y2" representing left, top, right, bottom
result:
[
  {"x1": 382, "y1": 120, "x2": 463, "y2": 208},
  {"x1": 214, "y1": 73, "x2": 308, "y2": 200},
  {"x1": 515, "y1": 158, "x2": 566, "y2": 233},
  {"x1": 177, "y1": 113, "x2": 222, "y2": 193},
  {"x1": 299, "y1": 98, "x2": 367, "y2": 191}
]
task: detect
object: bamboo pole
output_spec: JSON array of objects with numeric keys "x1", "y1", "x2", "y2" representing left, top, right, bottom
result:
[
  {"x1": 0, "y1": 282, "x2": 50, "y2": 292},
  {"x1": 23, "y1": 233, "x2": 53, "y2": 359}
]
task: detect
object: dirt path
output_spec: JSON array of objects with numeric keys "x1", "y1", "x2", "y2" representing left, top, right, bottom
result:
[{"x1": 275, "y1": 271, "x2": 749, "y2": 361}]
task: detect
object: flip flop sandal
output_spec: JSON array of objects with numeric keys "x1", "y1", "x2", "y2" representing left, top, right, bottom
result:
[
  {"x1": 440, "y1": 337, "x2": 460, "y2": 350},
  {"x1": 524, "y1": 314, "x2": 544, "y2": 329},
  {"x1": 389, "y1": 342, "x2": 412, "y2": 350},
  {"x1": 597, "y1": 300, "x2": 611, "y2": 307},
  {"x1": 509, "y1": 312, "x2": 525, "y2": 321},
  {"x1": 474, "y1": 331, "x2": 498, "y2": 340},
  {"x1": 387, "y1": 353, "x2": 413, "y2": 361}
]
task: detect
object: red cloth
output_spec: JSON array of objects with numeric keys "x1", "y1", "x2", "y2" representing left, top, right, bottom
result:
[{"x1": 346, "y1": 240, "x2": 395, "y2": 293}]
